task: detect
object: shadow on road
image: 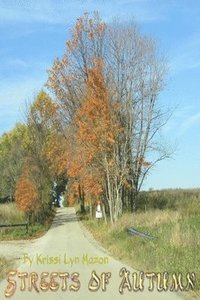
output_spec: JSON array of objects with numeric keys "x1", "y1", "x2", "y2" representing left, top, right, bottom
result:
[{"x1": 51, "y1": 210, "x2": 79, "y2": 228}]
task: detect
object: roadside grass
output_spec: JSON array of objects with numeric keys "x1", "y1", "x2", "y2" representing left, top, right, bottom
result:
[
  {"x1": 0, "y1": 203, "x2": 25, "y2": 223},
  {"x1": 0, "y1": 203, "x2": 55, "y2": 240},
  {"x1": 83, "y1": 207, "x2": 200, "y2": 298},
  {"x1": 137, "y1": 188, "x2": 200, "y2": 213},
  {"x1": 0, "y1": 257, "x2": 15, "y2": 280}
]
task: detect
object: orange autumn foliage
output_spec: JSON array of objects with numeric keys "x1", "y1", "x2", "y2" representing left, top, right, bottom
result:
[
  {"x1": 15, "y1": 168, "x2": 39, "y2": 214},
  {"x1": 75, "y1": 59, "x2": 118, "y2": 159},
  {"x1": 46, "y1": 134, "x2": 69, "y2": 177},
  {"x1": 82, "y1": 173, "x2": 103, "y2": 198},
  {"x1": 67, "y1": 141, "x2": 85, "y2": 179},
  {"x1": 67, "y1": 181, "x2": 79, "y2": 207},
  {"x1": 30, "y1": 90, "x2": 58, "y2": 125},
  {"x1": 66, "y1": 12, "x2": 106, "y2": 52},
  {"x1": 67, "y1": 58, "x2": 120, "y2": 203},
  {"x1": 137, "y1": 156, "x2": 152, "y2": 167}
]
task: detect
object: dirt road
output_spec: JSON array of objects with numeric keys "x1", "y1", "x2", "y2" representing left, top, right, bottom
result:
[{"x1": 0, "y1": 207, "x2": 185, "y2": 299}]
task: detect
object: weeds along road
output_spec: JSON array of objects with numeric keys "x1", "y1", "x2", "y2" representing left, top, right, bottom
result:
[{"x1": 0, "y1": 207, "x2": 184, "y2": 300}]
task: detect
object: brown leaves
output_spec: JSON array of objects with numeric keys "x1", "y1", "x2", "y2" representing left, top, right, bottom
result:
[
  {"x1": 15, "y1": 167, "x2": 39, "y2": 214},
  {"x1": 65, "y1": 58, "x2": 121, "y2": 203},
  {"x1": 137, "y1": 156, "x2": 152, "y2": 167},
  {"x1": 46, "y1": 135, "x2": 68, "y2": 177},
  {"x1": 68, "y1": 12, "x2": 106, "y2": 50},
  {"x1": 75, "y1": 58, "x2": 118, "y2": 156},
  {"x1": 30, "y1": 91, "x2": 58, "y2": 126},
  {"x1": 46, "y1": 12, "x2": 109, "y2": 130}
]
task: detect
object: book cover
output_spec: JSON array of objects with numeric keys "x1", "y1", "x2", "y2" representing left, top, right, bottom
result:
[{"x1": 0, "y1": 1, "x2": 199, "y2": 299}]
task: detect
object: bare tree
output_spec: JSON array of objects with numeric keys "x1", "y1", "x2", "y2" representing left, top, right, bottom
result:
[{"x1": 105, "y1": 21, "x2": 170, "y2": 212}]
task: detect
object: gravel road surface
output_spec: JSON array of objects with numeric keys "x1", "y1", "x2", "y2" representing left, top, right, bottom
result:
[{"x1": 0, "y1": 207, "x2": 185, "y2": 300}]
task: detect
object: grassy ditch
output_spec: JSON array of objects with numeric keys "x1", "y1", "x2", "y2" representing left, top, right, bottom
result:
[
  {"x1": 0, "y1": 203, "x2": 54, "y2": 240},
  {"x1": 83, "y1": 207, "x2": 200, "y2": 299}
]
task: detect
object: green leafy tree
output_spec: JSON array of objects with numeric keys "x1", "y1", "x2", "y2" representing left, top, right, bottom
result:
[
  {"x1": 0, "y1": 123, "x2": 28, "y2": 199},
  {"x1": 25, "y1": 90, "x2": 61, "y2": 219}
]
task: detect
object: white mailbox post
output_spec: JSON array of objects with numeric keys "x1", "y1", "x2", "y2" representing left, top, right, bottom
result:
[{"x1": 96, "y1": 203, "x2": 102, "y2": 219}]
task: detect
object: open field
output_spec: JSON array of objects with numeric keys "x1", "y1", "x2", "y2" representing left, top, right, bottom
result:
[
  {"x1": 137, "y1": 188, "x2": 200, "y2": 213},
  {"x1": 82, "y1": 189, "x2": 200, "y2": 299},
  {"x1": 0, "y1": 202, "x2": 25, "y2": 223}
]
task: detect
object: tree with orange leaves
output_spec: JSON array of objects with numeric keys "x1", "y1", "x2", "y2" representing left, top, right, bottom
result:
[
  {"x1": 15, "y1": 167, "x2": 39, "y2": 222},
  {"x1": 46, "y1": 12, "x2": 107, "y2": 124},
  {"x1": 47, "y1": 12, "x2": 170, "y2": 218},
  {"x1": 73, "y1": 59, "x2": 124, "y2": 222}
]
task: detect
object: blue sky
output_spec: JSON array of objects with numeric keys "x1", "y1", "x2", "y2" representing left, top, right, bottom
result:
[{"x1": 0, "y1": 0, "x2": 200, "y2": 190}]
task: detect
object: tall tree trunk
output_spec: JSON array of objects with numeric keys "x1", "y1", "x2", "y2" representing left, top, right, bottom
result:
[{"x1": 79, "y1": 183, "x2": 85, "y2": 213}]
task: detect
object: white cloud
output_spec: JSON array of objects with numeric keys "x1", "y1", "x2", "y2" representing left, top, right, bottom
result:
[
  {"x1": 162, "y1": 105, "x2": 200, "y2": 135},
  {"x1": 0, "y1": 0, "x2": 165, "y2": 26},
  {"x1": 171, "y1": 34, "x2": 200, "y2": 73},
  {"x1": 180, "y1": 112, "x2": 200, "y2": 132},
  {"x1": 6, "y1": 58, "x2": 30, "y2": 68},
  {"x1": 0, "y1": 1, "x2": 80, "y2": 25}
]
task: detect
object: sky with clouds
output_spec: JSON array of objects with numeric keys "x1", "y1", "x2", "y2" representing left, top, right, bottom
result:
[{"x1": 0, "y1": 0, "x2": 200, "y2": 190}]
